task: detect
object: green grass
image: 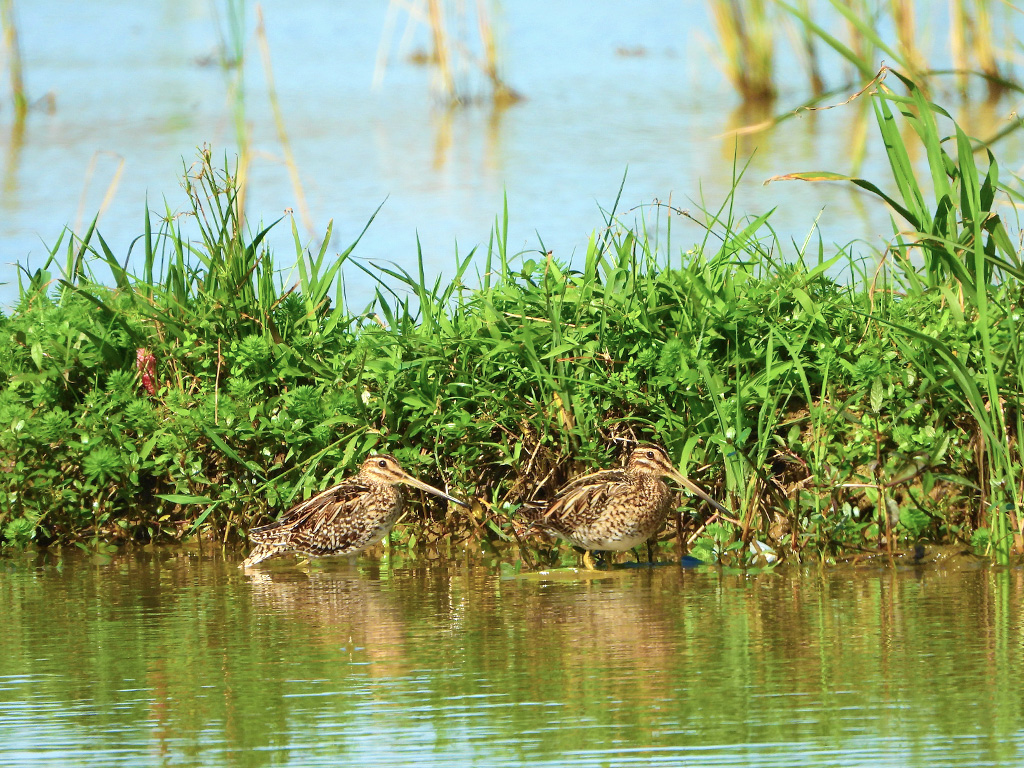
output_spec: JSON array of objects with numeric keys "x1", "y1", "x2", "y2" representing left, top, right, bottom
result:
[{"x1": 1, "y1": 72, "x2": 1022, "y2": 566}]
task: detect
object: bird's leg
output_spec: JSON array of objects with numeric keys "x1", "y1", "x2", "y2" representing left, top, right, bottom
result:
[
  {"x1": 582, "y1": 550, "x2": 599, "y2": 571},
  {"x1": 646, "y1": 539, "x2": 656, "y2": 564}
]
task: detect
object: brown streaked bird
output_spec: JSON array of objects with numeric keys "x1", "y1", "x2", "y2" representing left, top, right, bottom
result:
[
  {"x1": 241, "y1": 454, "x2": 466, "y2": 568},
  {"x1": 525, "y1": 444, "x2": 730, "y2": 568}
]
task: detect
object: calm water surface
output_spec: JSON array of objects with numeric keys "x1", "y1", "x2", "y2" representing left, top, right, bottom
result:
[
  {"x1": 0, "y1": 549, "x2": 1021, "y2": 767},
  {"x1": 5, "y1": 2, "x2": 1024, "y2": 308}
]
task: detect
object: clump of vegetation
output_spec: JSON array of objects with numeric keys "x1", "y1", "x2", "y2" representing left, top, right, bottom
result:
[
  {"x1": 723, "y1": 0, "x2": 1021, "y2": 104},
  {"x1": 1, "y1": 70, "x2": 1021, "y2": 566}
]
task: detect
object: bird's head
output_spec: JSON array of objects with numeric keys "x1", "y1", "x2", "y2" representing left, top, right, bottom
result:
[
  {"x1": 626, "y1": 445, "x2": 679, "y2": 479},
  {"x1": 627, "y1": 444, "x2": 731, "y2": 516},
  {"x1": 359, "y1": 454, "x2": 468, "y2": 507}
]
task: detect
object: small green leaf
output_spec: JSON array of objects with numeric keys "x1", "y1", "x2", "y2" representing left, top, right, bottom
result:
[
  {"x1": 870, "y1": 378, "x2": 884, "y2": 414},
  {"x1": 139, "y1": 435, "x2": 159, "y2": 461},
  {"x1": 185, "y1": 502, "x2": 220, "y2": 534},
  {"x1": 155, "y1": 494, "x2": 215, "y2": 504},
  {"x1": 30, "y1": 342, "x2": 43, "y2": 370}
]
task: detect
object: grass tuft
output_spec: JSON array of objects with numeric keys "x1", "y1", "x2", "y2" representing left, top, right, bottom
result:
[{"x1": 1, "y1": 70, "x2": 1022, "y2": 567}]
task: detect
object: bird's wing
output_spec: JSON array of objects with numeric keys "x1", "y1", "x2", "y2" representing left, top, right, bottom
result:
[
  {"x1": 548, "y1": 468, "x2": 628, "y2": 500},
  {"x1": 286, "y1": 489, "x2": 381, "y2": 556},
  {"x1": 537, "y1": 468, "x2": 630, "y2": 529},
  {"x1": 250, "y1": 479, "x2": 372, "y2": 540}
]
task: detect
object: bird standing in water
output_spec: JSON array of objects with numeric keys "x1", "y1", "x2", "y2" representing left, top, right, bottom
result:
[
  {"x1": 525, "y1": 444, "x2": 730, "y2": 569},
  {"x1": 241, "y1": 454, "x2": 466, "y2": 568}
]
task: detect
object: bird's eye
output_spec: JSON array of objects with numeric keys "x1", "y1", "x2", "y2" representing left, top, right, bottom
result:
[
  {"x1": 378, "y1": 459, "x2": 387, "y2": 468},
  {"x1": 646, "y1": 450, "x2": 655, "y2": 459}
]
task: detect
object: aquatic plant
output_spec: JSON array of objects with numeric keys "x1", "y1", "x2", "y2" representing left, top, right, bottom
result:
[
  {"x1": 707, "y1": 0, "x2": 777, "y2": 102},
  {"x1": 769, "y1": 0, "x2": 1019, "y2": 101},
  {"x1": 0, "y1": 0, "x2": 26, "y2": 121},
  {"x1": 771, "y1": 67, "x2": 1024, "y2": 563},
  {"x1": 375, "y1": 0, "x2": 520, "y2": 106}
]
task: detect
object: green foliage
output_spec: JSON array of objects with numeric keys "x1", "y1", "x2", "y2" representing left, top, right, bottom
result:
[{"x1": 1, "y1": 72, "x2": 1023, "y2": 567}]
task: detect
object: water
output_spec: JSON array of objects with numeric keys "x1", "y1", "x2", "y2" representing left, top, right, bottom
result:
[
  {"x1": 4, "y1": 1, "x2": 1023, "y2": 309},
  {"x1": 1, "y1": 549, "x2": 1021, "y2": 767}
]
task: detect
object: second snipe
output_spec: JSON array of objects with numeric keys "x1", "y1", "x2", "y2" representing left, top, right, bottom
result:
[{"x1": 525, "y1": 444, "x2": 730, "y2": 568}]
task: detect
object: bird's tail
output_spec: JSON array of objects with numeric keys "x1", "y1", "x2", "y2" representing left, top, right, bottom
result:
[{"x1": 240, "y1": 542, "x2": 285, "y2": 569}]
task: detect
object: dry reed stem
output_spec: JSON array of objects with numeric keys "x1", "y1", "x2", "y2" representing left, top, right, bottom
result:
[
  {"x1": 0, "y1": 0, "x2": 25, "y2": 120},
  {"x1": 377, "y1": 0, "x2": 517, "y2": 105},
  {"x1": 374, "y1": 0, "x2": 431, "y2": 89},
  {"x1": 235, "y1": 151, "x2": 250, "y2": 235},
  {"x1": 475, "y1": 0, "x2": 498, "y2": 88},
  {"x1": 427, "y1": 0, "x2": 456, "y2": 102},
  {"x1": 74, "y1": 151, "x2": 125, "y2": 236},
  {"x1": 972, "y1": 0, "x2": 999, "y2": 77},
  {"x1": 890, "y1": 0, "x2": 927, "y2": 83},
  {"x1": 215, "y1": 1, "x2": 250, "y2": 229},
  {"x1": 474, "y1": 0, "x2": 520, "y2": 104},
  {"x1": 951, "y1": 0, "x2": 969, "y2": 93},
  {"x1": 970, "y1": 0, "x2": 1004, "y2": 98},
  {"x1": 707, "y1": 0, "x2": 776, "y2": 101}
]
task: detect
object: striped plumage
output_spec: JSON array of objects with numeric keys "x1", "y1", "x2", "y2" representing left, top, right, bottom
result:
[
  {"x1": 526, "y1": 445, "x2": 729, "y2": 559},
  {"x1": 241, "y1": 454, "x2": 465, "y2": 568}
]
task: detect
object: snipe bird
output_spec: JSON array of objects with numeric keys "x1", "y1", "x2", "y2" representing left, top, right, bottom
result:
[
  {"x1": 525, "y1": 444, "x2": 730, "y2": 568},
  {"x1": 241, "y1": 454, "x2": 466, "y2": 568}
]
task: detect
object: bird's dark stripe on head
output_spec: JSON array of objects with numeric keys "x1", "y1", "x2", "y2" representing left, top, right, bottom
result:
[{"x1": 628, "y1": 446, "x2": 672, "y2": 469}]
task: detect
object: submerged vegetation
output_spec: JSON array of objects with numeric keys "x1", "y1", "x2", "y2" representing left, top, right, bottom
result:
[
  {"x1": 1, "y1": 69, "x2": 1023, "y2": 567},
  {"x1": 376, "y1": 0, "x2": 520, "y2": 106},
  {"x1": 376, "y1": 0, "x2": 1023, "y2": 107},
  {"x1": 714, "y1": 0, "x2": 1021, "y2": 105}
]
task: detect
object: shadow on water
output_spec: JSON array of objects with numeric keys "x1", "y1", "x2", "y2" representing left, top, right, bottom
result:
[{"x1": 0, "y1": 548, "x2": 1022, "y2": 766}]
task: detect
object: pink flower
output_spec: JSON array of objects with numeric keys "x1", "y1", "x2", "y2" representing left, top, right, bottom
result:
[{"x1": 136, "y1": 348, "x2": 158, "y2": 396}]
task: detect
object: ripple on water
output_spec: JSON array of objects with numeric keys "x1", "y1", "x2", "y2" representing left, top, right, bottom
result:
[{"x1": 1, "y1": 553, "x2": 1023, "y2": 766}]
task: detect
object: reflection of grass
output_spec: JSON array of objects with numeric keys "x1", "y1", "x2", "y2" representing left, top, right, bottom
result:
[
  {"x1": 6, "y1": 554, "x2": 1018, "y2": 763},
  {"x1": 2, "y1": 70, "x2": 1023, "y2": 566}
]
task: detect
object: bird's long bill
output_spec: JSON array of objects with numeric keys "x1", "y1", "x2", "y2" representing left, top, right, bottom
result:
[
  {"x1": 665, "y1": 468, "x2": 733, "y2": 518},
  {"x1": 401, "y1": 475, "x2": 469, "y2": 508}
]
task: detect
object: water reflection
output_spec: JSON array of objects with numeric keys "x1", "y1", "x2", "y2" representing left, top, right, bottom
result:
[
  {"x1": 2, "y1": 118, "x2": 26, "y2": 201},
  {"x1": 245, "y1": 564, "x2": 410, "y2": 676},
  {"x1": 0, "y1": 551, "x2": 1023, "y2": 766}
]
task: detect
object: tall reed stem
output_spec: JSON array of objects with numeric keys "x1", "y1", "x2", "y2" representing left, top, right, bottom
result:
[
  {"x1": 426, "y1": 0, "x2": 456, "y2": 103},
  {"x1": 707, "y1": 0, "x2": 776, "y2": 102},
  {"x1": 0, "y1": 0, "x2": 26, "y2": 121},
  {"x1": 255, "y1": 6, "x2": 314, "y2": 236}
]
